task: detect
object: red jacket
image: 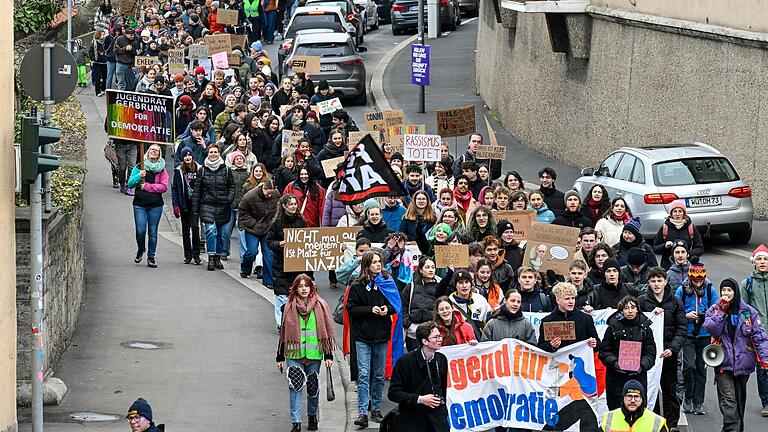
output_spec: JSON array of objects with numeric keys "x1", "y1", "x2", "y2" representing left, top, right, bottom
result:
[
  {"x1": 283, "y1": 182, "x2": 326, "y2": 227},
  {"x1": 208, "y1": 9, "x2": 225, "y2": 33},
  {"x1": 438, "y1": 310, "x2": 477, "y2": 346}
]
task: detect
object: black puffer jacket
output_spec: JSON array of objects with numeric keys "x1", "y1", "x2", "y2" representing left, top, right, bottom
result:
[
  {"x1": 594, "y1": 280, "x2": 638, "y2": 309},
  {"x1": 638, "y1": 286, "x2": 688, "y2": 355},
  {"x1": 401, "y1": 272, "x2": 453, "y2": 333},
  {"x1": 652, "y1": 217, "x2": 704, "y2": 270},
  {"x1": 267, "y1": 213, "x2": 309, "y2": 296},
  {"x1": 575, "y1": 279, "x2": 598, "y2": 310},
  {"x1": 191, "y1": 162, "x2": 235, "y2": 224},
  {"x1": 357, "y1": 220, "x2": 394, "y2": 243},
  {"x1": 552, "y1": 209, "x2": 594, "y2": 229}
]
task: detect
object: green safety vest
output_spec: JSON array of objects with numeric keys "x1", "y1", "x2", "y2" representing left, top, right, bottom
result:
[
  {"x1": 243, "y1": 0, "x2": 260, "y2": 18},
  {"x1": 289, "y1": 310, "x2": 324, "y2": 361},
  {"x1": 601, "y1": 408, "x2": 667, "y2": 432}
]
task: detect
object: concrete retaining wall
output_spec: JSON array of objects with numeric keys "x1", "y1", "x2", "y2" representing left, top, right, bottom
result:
[{"x1": 475, "y1": 2, "x2": 768, "y2": 217}]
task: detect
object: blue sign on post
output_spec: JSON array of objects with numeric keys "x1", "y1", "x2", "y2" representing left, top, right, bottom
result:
[{"x1": 411, "y1": 44, "x2": 430, "y2": 86}]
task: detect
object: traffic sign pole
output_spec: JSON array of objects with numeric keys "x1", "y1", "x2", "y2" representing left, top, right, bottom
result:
[
  {"x1": 30, "y1": 174, "x2": 44, "y2": 432},
  {"x1": 42, "y1": 43, "x2": 54, "y2": 212}
]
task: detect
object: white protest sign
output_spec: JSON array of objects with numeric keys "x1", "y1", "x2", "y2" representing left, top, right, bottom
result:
[
  {"x1": 211, "y1": 51, "x2": 229, "y2": 69},
  {"x1": 316, "y1": 97, "x2": 343, "y2": 115},
  {"x1": 403, "y1": 134, "x2": 442, "y2": 161}
]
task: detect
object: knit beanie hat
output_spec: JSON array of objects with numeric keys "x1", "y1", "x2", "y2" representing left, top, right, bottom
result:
[
  {"x1": 265, "y1": 82, "x2": 278, "y2": 92},
  {"x1": 671, "y1": 239, "x2": 689, "y2": 253},
  {"x1": 229, "y1": 151, "x2": 245, "y2": 164},
  {"x1": 250, "y1": 40, "x2": 263, "y2": 52},
  {"x1": 627, "y1": 247, "x2": 646, "y2": 267},
  {"x1": 453, "y1": 270, "x2": 474, "y2": 285},
  {"x1": 179, "y1": 147, "x2": 193, "y2": 158},
  {"x1": 688, "y1": 256, "x2": 706, "y2": 281},
  {"x1": 623, "y1": 380, "x2": 645, "y2": 399},
  {"x1": 752, "y1": 244, "x2": 768, "y2": 263},
  {"x1": 603, "y1": 258, "x2": 620, "y2": 273},
  {"x1": 194, "y1": 65, "x2": 206, "y2": 75},
  {"x1": 497, "y1": 219, "x2": 515, "y2": 235},
  {"x1": 623, "y1": 217, "x2": 641, "y2": 237},
  {"x1": 305, "y1": 111, "x2": 318, "y2": 122},
  {"x1": 563, "y1": 189, "x2": 581, "y2": 205},
  {"x1": 127, "y1": 398, "x2": 152, "y2": 421},
  {"x1": 179, "y1": 95, "x2": 194, "y2": 106},
  {"x1": 248, "y1": 95, "x2": 262, "y2": 107},
  {"x1": 669, "y1": 200, "x2": 687, "y2": 216},
  {"x1": 362, "y1": 198, "x2": 381, "y2": 215}
]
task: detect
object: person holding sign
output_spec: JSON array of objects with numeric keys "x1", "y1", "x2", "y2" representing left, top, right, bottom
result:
[
  {"x1": 127, "y1": 144, "x2": 169, "y2": 268},
  {"x1": 451, "y1": 133, "x2": 502, "y2": 181},
  {"x1": 599, "y1": 296, "x2": 657, "y2": 410},
  {"x1": 537, "y1": 282, "x2": 599, "y2": 353}
]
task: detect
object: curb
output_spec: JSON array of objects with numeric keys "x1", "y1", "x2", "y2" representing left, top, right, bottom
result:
[{"x1": 370, "y1": 34, "x2": 417, "y2": 112}]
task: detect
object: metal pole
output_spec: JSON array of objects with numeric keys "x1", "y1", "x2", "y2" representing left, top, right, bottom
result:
[
  {"x1": 30, "y1": 174, "x2": 45, "y2": 432},
  {"x1": 417, "y1": 0, "x2": 426, "y2": 113},
  {"x1": 66, "y1": 0, "x2": 73, "y2": 53},
  {"x1": 42, "y1": 43, "x2": 54, "y2": 212}
]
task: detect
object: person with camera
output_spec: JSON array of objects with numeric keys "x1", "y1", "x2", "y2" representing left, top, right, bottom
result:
[
  {"x1": 387, "y1": 322, "x2": 449, "y2": 432},
  {"x1": 704, "y1": 278, "x2": 768, "y2": 432},
  {"x1": 674, "y1": 257, "x2": 717, "y2": 415}
]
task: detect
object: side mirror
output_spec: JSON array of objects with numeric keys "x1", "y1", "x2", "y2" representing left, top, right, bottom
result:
[
  {"x1": 357, "y1": 46, "x2": 368, "y2": 53},
  {"x1": 580, "y1": 167, "x2": 595, "y2": 176}
]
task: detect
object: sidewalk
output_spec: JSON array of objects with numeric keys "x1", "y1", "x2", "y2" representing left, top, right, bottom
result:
[
  {"x1": 16, "y1": 91, "x2": 346, "y2": 431},
  {"x1": 378, "y1": 19, "x2": 767, "y2": 256}
]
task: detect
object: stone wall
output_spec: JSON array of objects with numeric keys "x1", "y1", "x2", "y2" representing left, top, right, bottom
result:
[
  {"x1": 475, "y1": 3, "x2": 768, "y2": 217},
  {"x1": 15, "y1": 195, "x2": 85, "y2": 385}
]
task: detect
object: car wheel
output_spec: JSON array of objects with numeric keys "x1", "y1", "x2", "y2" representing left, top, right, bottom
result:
[
  {"x1": 445, "y1": 15, "x2": 457, "y2": 31},
  {"x1": 729, "y1": 228, "x2": 752, "y2": 245},
  {"x1": 352, "y1": 90, "x2": 368, "y2": 106},
  {"x1": 392, "y1": 25, "x2": 400, "y2": 35}
]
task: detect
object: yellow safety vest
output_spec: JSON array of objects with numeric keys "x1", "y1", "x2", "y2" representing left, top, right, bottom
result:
[{"x1": 601, "y1": 408, "x2": 667, "y2": 432}]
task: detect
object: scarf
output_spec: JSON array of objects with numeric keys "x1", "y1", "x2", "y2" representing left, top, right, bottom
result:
[
  {"x1": 454, "y1": 188, "x2": 473, "y2": 212},
  {"x1": 144, "y1": 156, "x2": 165, "y2": 173},
  {"x1": 669, "y1": 217, "x2": 687, "y2": 230},
  {"x1": 204, "y1": 156, "x2": 224, "y2": 171},
  {"x1": 498, "y1": 304, "x2": 523, "y2": 321},
  {"x1": 371, "y1": 273, "x2": 404, "y2": 374},
  {"x1": 586, "y1": 198, "x2": 603, "y2": 221},
  {"x1": 480, "y1": 280, "x2": 502, "y2": 309},
  {"x1": 610, "y1": 211, "x2": 631, "y2": 224},
  {"x1": 279, "y1": 292, "x2": 337, "y2": 358}
]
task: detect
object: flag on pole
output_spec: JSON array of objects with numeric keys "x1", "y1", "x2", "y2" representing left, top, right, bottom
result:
[{"x1": 335, "y1": 135, "x2": 406, "y2": 205}]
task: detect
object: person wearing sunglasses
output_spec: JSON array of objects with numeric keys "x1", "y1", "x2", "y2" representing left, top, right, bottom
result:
[
  {"x1": 600, "y1": 380, "x2": 668, "y2": 432},
  {"x1": 126, "y1": 398, "x2": 165, "y2": 432}
]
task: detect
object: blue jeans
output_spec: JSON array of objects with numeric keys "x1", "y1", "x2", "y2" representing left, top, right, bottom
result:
[
  {"x1": 133, "y1": 205, "x2": 163, "y2": 258},
  {"x1": 106, "y1": 61, "x2": 116, "y2": 90},
  {"x1": 220, "y1": 210, "x2": 237, "y2": 257},
  {"x1": 356, "y1": 341, "x2": 387, "y2": 414},
  {"x1": 116, "y1": 62, "x2": 135, "y2": 91},
  {"x1": 757, "y1": 367, "x2": 768, "y2": 407},
  {"x1": 285, "y1": 359, "x2": 321, "y2": 423},
  {"x1": 204, "y1": 222, "x2": 226, "y2": 255},
  {"x1": 275, "y1": 294, "x2": 288, "y2": 329},
  {"x1": 240, "y1": 231, "x2": 273, "y2": 284},
  {"x1": 262, "y1": 11, "x2": 277, "y2": 42}
]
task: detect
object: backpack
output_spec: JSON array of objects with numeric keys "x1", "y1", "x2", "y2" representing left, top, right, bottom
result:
[
  {"x1": 746, "y1": 276, "x2": 754, "y2": 304},
  {"x1": 662, "y1": 222, "x2": 695, "y2": 242}
]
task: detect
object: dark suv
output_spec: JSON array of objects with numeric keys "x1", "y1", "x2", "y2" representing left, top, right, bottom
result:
[{"x1": 390, "y1": 0, "x2": 460, "y2": 35}]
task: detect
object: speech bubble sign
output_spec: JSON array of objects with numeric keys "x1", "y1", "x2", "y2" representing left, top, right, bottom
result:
[{"x1": 549, "y1": 246, "x2": 569, "y2": 261}]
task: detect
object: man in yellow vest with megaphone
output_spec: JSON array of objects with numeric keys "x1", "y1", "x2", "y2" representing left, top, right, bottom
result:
[{"x1": 601, "y1": 380, "x2": 668, "y2": 432}]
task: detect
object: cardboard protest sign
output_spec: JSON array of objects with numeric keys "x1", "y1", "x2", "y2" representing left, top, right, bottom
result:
[
  {"x1": 106, "y1": 90, "x2": 175, "y2": 145},
  {"x1": 316, "y1": 97, "x2": 343, "y2": 115},
  {"x1": 134, "y1": 56, "x2": 158, "y2": 67},
  {"x1": 168, "y1": 49, "x2": 186, "y2": 74},
  {"x1": 211, "y1": 51, "x2": 229, "y2": 69},
  {"x1": 227, "y1": 53, "x2": 240, "y2": 66},
  {"x1": 230, "y1": 34, "x2": 247, "y2": 50},
  {"x1": 435, "y1": 245, "x2": 469, "y2": 268},
  {"x1": 478, "y1": 115, "x2": 506, "y2": 159},
  {"x1": 386, "y1": 124, "x2": 425, "y2": 154},
  {"x1": 436, "y1": 105, "x2": 475, "y2": 138},
  {"x1": 204, "y1": 34, "x2": 231, "y2": 54},
  {"x1": 403, "y1": 134, "x2": 442, "y2": 161},
  {"x1": 383, "y1": 109, "x2": 405, "y2": 129},
  {"x1": 284, "y1": 227, "x2": 361, "y2": 271},
  {"x1": 526, "y1": 222, "x2": 580, "y2": 275},
  {"x1": 281, "y1": 130, "x2": 304, "y2": 156},
  {"x1": 188, "y1": 44, "x2": 210, "y2": 60},
  {"x1": 542, "y1": 321, "x2": 576, "y2": 341},
  {"x1": 349, "y1": 131, "x2": 380, "y2": 148},
  {"x1": 119, "y1": 0, "x2": 137, "y2": 14},
  {"x1": 364, "y1": 111, "x2": 387, "y2": 143},
  {"x1": 216, "y1": 8, "x2": 239, "y2": 25},
  {"x1": 618, "y1": 340, "x2": 642, "y2": 372},
  {"x1": 291, "y1": 55, "x2": 321, "y2": 73},
  {"x1": 321, "y1": 156, "x2": 346, "y2": 179},
  {"x1": 494, "y1": 210, "x2": 535, "y2": 241}
]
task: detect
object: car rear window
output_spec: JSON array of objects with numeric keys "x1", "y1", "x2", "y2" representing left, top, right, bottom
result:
[
  {"x1": 308, "y1": 1, "x2": 351, "y2": 13},
  {"x1": 287, "y1": 15, "x2": 344, "y2": 37},
  {"x1": 652, "y1": 157, "x2": 739, "y2": 186},
  {"x1": 295, "y1": 42, "x2": 354, "y2": 57}
]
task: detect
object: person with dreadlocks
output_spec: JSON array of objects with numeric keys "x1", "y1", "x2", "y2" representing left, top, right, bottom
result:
[{"x1": 277, "y1": 274, "x2": 337, "y2": 432}]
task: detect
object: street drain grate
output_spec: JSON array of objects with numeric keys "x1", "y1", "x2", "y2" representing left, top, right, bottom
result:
[
  {"x1": 68, "y1": 412, "x2": 121, "y2": 422},
  {"x1": 121, "y1": 341, "x2": 172, "y2": 350}
]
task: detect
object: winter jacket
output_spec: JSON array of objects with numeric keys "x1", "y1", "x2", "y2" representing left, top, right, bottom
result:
[
  {"x1": 704, "y1": 301, "x2": 768, "y2": 376},
  {"x1": 382, "y1": 204, "x2": 406, "y2": 232},
  {"x1": 346, "y1": 275, "x2": 396, "y2": 343},
  {"x1": 595, "y1": 281, "x2": 639, "y2": 309},
  {"x1": 619, "y1": 265, "x2": 650, "y2": 298},
  {"x1": 519, "y1": 286, "x2": 553, "y2": 313},
  {"x1": 230, "y1": 166, "x2": 250, "y2": 209},
  {"x1": 529, "y1": 203, "x2": 555, "y2": 224},
  {"x1": 594, "y1": 217, "x2": 626, "y2": 247},
  {"x1": 114, "y1": 34, "x2": 139, "y2": 64},
  {"x1": 437, "y1": 310, "x2": 478, "y2": 346},
  {"x1": 310, "y1": 91, "x2": 337, "y2": 130},
  {"x1": 223, "y1": 145, "x2": 258, "y2": 172},
  {"x1": 282, "y1": 181, "x2": 325, "y2": 227},
  {"x1": 427, "y1": 174, "x2": 453, "y2": 193},
  {"x1": 675, "y1": 280, "x2": 719, "y2": 337},
  {"x1": 481, "y1": 306, "x2": 537, "y2": 344},
  {"x1": 336, "y1": 206, "x2": 363, "y2": 228},
  {"x1": 492, "y1": 254, "x2": 515, "y2": 292},
  {"x1": 174, "y1": 136, "x2": 209, "y2": 167},
  {"x1": 402, "y1": 181, "x2": 436, "y2": 205},
  {"x1": 667, "y1": 259, "x2": 690, "y2": 291},
  {"x1": 387, "y1": 350, "x2": 450, "y2": 432},
  {"x1": 321, "y1": 188, "x2": 347, "y2": 227},
  {"x1": 127, "y1": 166, "x2": 169, "y2": 208},
  {"x1": 316, "y1": 142, "x2": 347, "y2": 188},
  {"x1": 357, "y1": 220, "x2": 394, "y2": 244},
  {"x1": 448, "y1": 292, "x2": 491, "y2": 339},
  {"x1": 539, "y1": 185, "x2": 565, "y2": 216},
  {"x1": 191, "y1": 163, "x2": 235, "y2": 224},
  {"x1": 401, "y1": 272, "x2": 452, "y2": 338},
  {"x1": 399, "y1": 217, "x2": 435, "y2": 242},
  {"x1": 502, "y1": 242, "x2": 524, "y2": 274},
  {"x1": 653, "y1": 217, "x2": 704, "y2": 270},
  {"x1": 238, "y1": 184, "x2": 280, "y2": 236},
  {"x1": 451, "y1": 149, "x2": 502, "y2": 180},
  {"x1": 273, "y1": 166, "x2": 297, "y2": 194},
  {"x1": 171, "y1": 166, "x2": 198, "y2": 212},
  {"x1": 537, "y1": 308, "x2": 600, "y2": 352},
  {"x1": 267, "y1": 213, "x2": 309, "y2": 296},
  {"x1": 575, "y1": 279, "x2": 598, "y2": 311},
  {"x1": 638, "y1": 287, "x2": 688, "y2": 355},
  {"x1": 552, "y1": 209, "x2": 593, "y2": 228},
  {"x1": 198, "y1": 96, "x2": 225, "y2": 121},
  {"x1": 741, "y1": 270, "x2": 768, "y2": 320},
  {"x1": 88, "y1": 38, "x2": 107, "y2": 64},
  {"x1": 613, "y1": 234, "x2": 657, "y2": 268}
]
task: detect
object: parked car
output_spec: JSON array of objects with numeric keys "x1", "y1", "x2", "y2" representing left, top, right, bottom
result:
[
  {"x1": 283, "y1": 32, "x2": 368, "y2": 105},
  {"x1": 390, "y1": 0, "x2": 460, "y2": 35},
  {"x1": 279, "y1": 6, "x2": 358, "y2": 70},
  {"x1": 305, "y1": 0, "x2": 365, "y2": 43},
  {"x1": 374, "y1": 0, "x2": 392, "y2": 23},
  {"x1": 458, "y1": 0, "x2": 477, "y2": 16},
  {"x1": 353, "y1": 0, "x2": 380, "y2": 31},
  {"x1": 572, "y1": 142, "x2": 753, "y2": 244}
]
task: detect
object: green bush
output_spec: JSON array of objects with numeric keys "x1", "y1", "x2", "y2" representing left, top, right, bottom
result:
[{"x1": 14, "y1": 0, "x2": 66, "y2": 35}]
